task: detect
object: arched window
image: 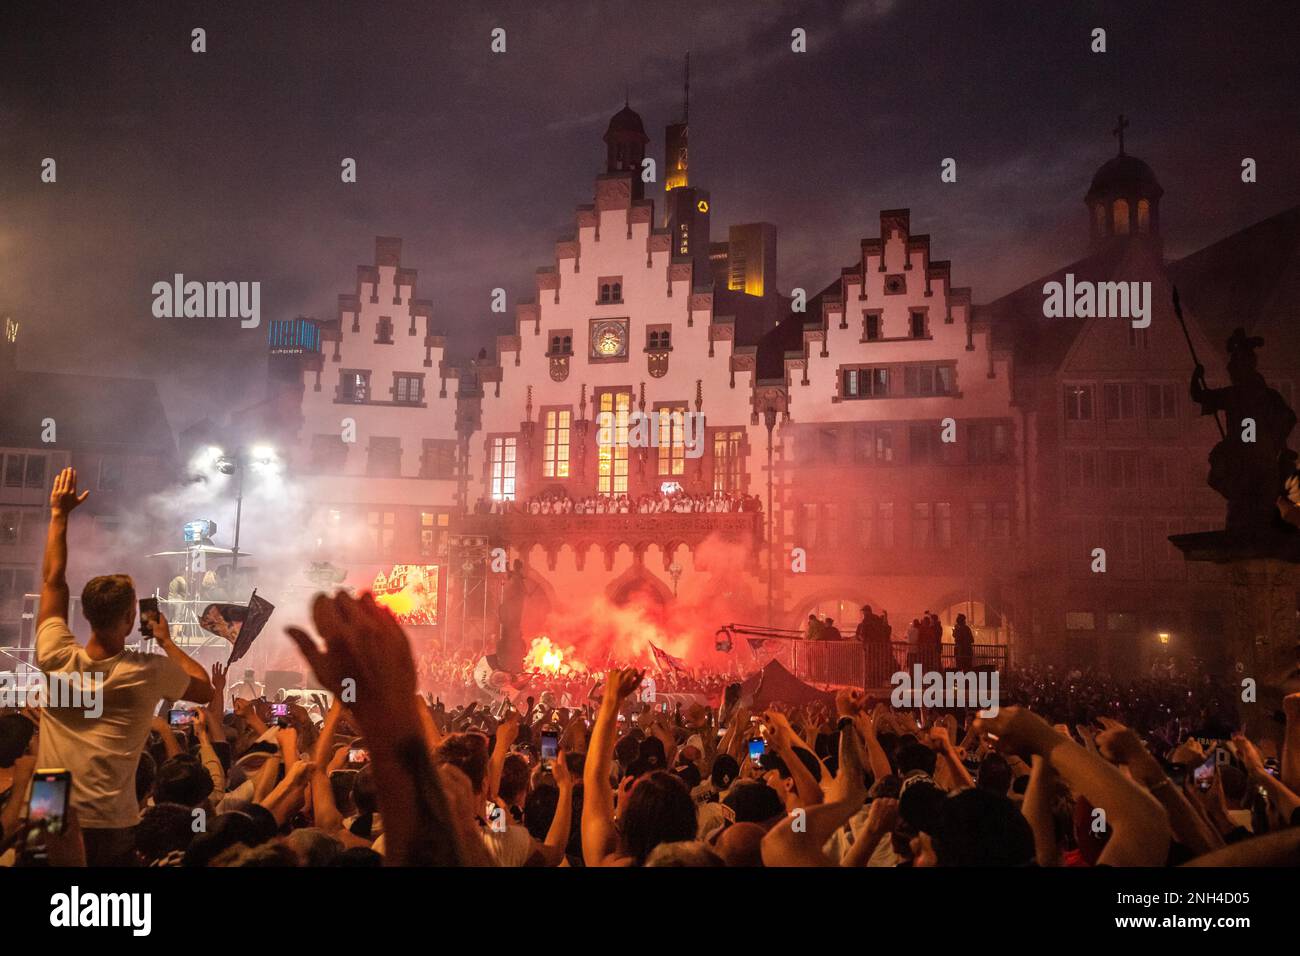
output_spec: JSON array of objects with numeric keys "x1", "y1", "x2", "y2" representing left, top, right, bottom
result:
[
  {"x1": 562, "y1": 335, "x2": 571, "y2": 353},
  {"x1": 600, "y1": 284, "x2": 611, "y2": 304},
  {"x1": 550, "y1": 335, "x2": 561, "y2": 353},
  {"x1": 1113, "y1": 199, "x2": 1130, "y2": 235},
  {"x1": 648, "y1": 331, "x2": 660, "y2": 349},
  {"x1": 1093, "y1": 203, "x2": 1107, "y2": 233},
  {"x1": 1137, "y1": 199, "x2": 1151, "y2": 234},
  {"x1": 612, "y1": 282, "x2": 622, "y2": 302},
  {"x1": 661, "y1": 329, "x2": 670, "y2": 347}
]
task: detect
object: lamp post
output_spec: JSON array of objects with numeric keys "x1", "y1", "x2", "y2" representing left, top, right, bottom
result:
[
  {"x1": 210, "y1": 445, "x2": 277, "y2": 574},
  {"x1": 763, "y1": 405, "x2": 777, "y2": 629}
]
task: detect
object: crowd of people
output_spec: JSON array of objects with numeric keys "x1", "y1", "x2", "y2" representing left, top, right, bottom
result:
[
  {"x1": 3, "y1": 468, "x2": 1300, "y2": 870},
  {"x1": 473, "y1": 489, "x2": 762, "y2": 516}
]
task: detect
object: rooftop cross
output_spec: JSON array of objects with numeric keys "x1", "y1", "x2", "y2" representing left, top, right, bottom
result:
[{"x1": 1112, "y1": 113, "x2": 1129, "y2": 155}]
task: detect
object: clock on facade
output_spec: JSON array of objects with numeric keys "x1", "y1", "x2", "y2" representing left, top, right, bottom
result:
[{"x1": 590, "y1": 319, "x2": 629, "y2": 360}]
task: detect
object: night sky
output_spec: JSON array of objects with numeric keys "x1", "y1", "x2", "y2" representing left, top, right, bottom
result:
[{"x1": 2, "y1": 0, "x2": 1297, "y2": 433}]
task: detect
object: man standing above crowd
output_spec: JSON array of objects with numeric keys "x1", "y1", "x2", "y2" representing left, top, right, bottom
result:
[{"x1": 35, "y1": 467, "x2": 214, "y2": 865}]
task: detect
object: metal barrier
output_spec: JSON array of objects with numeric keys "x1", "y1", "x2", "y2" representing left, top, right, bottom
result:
[{"x1": 732, "y1": 631, "x2": 1009, "y2": 689}]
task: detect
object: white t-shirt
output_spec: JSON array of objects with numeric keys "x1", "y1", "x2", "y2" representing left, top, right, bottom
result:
[{"x1": 35, "y1": 616, "x2": 190, "y2": 829}]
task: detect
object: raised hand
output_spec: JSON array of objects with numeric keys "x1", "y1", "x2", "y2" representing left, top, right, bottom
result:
[
  {"x1": 604, "y1": 667, "x2": 644, "y2": 705},
  {"x1": 286, "y1": 591, "x2": 418, "y2": 734},
  {"x1": 48, "y1": 467, "x2": 89, "y2": 515},
  {"x1": 211, "y1": 661, "x2": 228, "y2": 698}
]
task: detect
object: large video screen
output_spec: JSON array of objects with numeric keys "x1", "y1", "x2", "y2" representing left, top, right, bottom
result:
[{"x1": 371, "y1": 564, "x2": 439, "y2": 626}]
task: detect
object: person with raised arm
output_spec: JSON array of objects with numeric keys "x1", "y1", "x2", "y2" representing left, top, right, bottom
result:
[
  {"x1": 974, "y1": 705, "x2": 1171, "y2": 866},
  {"x1": 35, "y1": 467, "x2": 213, "y2": 865},
  {"x1": 286, "y1": 590, "x2": 483, "y2": 866}
]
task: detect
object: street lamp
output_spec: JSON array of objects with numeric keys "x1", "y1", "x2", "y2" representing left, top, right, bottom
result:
[{"x1": 205, "y1": 444, "x2": 278, "y2": 572}]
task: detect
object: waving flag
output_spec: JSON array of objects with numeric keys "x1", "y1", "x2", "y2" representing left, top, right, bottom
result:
[{"x1": 648, "y1": 641, "x2": 688, "y2": 675}]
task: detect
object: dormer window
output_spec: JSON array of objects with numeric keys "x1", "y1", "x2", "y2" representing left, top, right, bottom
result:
[{"x1": 598, "y1": 277, "x2": 624, "y2": 304}]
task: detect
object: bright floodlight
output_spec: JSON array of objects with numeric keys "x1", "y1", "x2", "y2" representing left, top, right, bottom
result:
[{"x1": 250, "y1": 444, "x2": 275, "y2": 462}]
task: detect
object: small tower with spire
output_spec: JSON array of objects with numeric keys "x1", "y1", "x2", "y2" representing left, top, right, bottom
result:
[
  {"x1": 603, "y1": 97, "x2": 649, "y2": 199},
  {"x1": 1084, "y1": 114, "x2": 1164, "y2": 253}
]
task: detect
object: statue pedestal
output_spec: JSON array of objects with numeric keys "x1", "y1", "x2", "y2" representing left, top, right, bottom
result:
[{"x1": 1170, "y1": 528, "x2": 1300, "y2": 740}]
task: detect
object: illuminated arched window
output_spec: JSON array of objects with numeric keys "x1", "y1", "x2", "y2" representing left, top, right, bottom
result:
[
  {"x1": 1137, "y1": 199, "x2": 1151, "y2": 234},
  {"x1": 1113, "y1": 200, "x2": 1130, "y2": 235}
]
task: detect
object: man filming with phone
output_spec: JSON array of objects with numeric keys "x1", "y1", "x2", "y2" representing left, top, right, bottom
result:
[{"x1": 34, "y1": 467, "x2": 213, "y2": 866}]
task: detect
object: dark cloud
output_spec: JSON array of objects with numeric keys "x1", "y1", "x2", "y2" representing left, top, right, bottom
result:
[{"x1": 1, "y1": 0, "x2": 1296, "y2": 431}]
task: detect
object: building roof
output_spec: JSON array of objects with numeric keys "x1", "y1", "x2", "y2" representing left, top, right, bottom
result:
[
  {"x1": 754, "y1": 278, "x2": 841, "y2": 380},
  {"x1": 604, "y1": 105, "x2": 648, "y2": 140},
  {"x1": 1085, "y1": 153, "x2": 1164, "y2": 202},
  {"x1": 0, "y1": 368, "x2": 175, "y2": 455},
  {"x1": 978, "y1": 241, "x2": 1139, "y2": 371},
  {"x1": 1165, "y1": 205, "x2": 1300, "y2": 348}
]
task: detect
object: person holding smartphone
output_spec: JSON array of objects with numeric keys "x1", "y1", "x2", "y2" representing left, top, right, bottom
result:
[{"x1": 34, "y1": 467, "x2": 214, "y2": 866}]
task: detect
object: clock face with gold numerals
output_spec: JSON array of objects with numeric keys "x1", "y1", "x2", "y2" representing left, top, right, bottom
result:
[{"x1": 591, "y1": 319, "x2": 628, "y2": 359}]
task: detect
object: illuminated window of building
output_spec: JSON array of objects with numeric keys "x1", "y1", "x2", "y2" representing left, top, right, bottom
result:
[
  {"x1": 1113, "y1": 200, "x2": 1130, "y2": 235},
  {"x1": 713, "y1": 430, "x2": 743, "y2": 493},
  {"x1": 1136, "y1": 199, "x2": 1150, "y2": 233},
  {"x1": 543, "y1": 409, "x2": 571, "y2": 478},
  {"x1": 596, "y1": 391, "x2": 631, "y2": 494},
  {"x1": 366, "y1": 510, "x2": 396, "y2": 555},
  {"x1": 419, "y1": 511, "x2": 444, "y2": 557},
  {"x1": 1064, "y1": 384, "x2": 1094, "y2": 421},
  {"x1": 657, "y1": 406, "x2": 687, "y2": 476},
  {"x1": 339, "y1": 370, "x2": 370, "y2": 403},
  {"x1": 490, "y1": 436, "x2": 517, "y2": 500}
]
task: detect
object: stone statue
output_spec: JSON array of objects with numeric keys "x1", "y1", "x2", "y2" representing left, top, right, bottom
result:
[{"x1": 1191, "y1": 327, "x2": 1297, "y2": 531}]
